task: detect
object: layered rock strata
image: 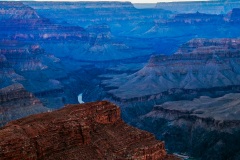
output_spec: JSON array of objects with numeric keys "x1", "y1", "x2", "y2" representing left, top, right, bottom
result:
[
  {"x1": 0, "y1": 101, "x2": 178, "y2": 160},
  {"x1": 0, "y1": 83, "x2": 49, "y2": 127},
  {"x1": 102, "y1": 38, "x2": 240, "y2": 100},
  {"x1": 139, "y1": 93, "x2": 240, "y2": 159}
]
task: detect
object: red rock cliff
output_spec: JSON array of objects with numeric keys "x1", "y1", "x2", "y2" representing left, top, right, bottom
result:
[{"x1": 0, "y1": 101, "x2": 178, "y2": 160}]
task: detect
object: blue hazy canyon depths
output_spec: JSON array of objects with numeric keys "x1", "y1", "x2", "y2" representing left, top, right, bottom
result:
[{"x1": 1, "y1": 1, "x2": 240, "y2": 159}]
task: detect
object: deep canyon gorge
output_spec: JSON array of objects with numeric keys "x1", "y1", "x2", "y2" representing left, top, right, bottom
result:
[{"x1": 1, "y1": 1, "x2": 240, "y2": 159}]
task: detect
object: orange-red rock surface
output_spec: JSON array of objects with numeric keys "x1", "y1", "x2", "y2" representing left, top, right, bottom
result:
[{"x1": 0, "y1": 101, "x2": 178, "y2": 160}]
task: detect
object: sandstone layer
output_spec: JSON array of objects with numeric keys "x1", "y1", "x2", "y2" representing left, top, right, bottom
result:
[
  {"x1": 0, "y1": 83, "x2": 49, "y2": 127},
  {"x1": 0, "y1": 101, "x2": 178, "y2": 160}
]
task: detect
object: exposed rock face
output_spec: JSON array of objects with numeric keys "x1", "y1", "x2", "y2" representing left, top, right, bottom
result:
[
  {"x1": 0, "y1": 2, "x2": 88, "y2": 41},
  {"x1": 0, "y1": 2, "x2": 39, "y2": 19},
  {"x1": 170, "y1": 12, "x2": 224, "y2": 24},
  {"x1": 0, "y1": 101, "x2": 178, "y2": 160},
  {"x1": 0, "y1": 41, "x2": 47, "y2": 71},
  {"x1": 25, "y1": 1, "x2": 171, "y2": 36},
  {"x1": 175, "y1": 38, "x2": 240, "y2": 54},
  {"x1": 24, "y1": 2, "x2": 170, "y2": 60},
  {"x1": 0, "y1": 83, "x2": 49, "y2": 127},
  {"x1": 102, "y1": 38, "x2": 240, "y2": 100},
  {"x1": 139, "y1": 93, "x2": 240, "y2": 160},
  {"x1": 0, "y1": 40, "x2": 68, "y2": 112},
  {"x1": 0, "y1": 41, "x2": 65, "y2": 94},
  {"x1": 155, "y1": 1, "x2": 240, "y2": 14},
  {"x1": 26, "y1": 1, "x2": 135, "y2": 9},
  {"x1": 225, "y1": 8, "x2": 240, "y2": 23}
]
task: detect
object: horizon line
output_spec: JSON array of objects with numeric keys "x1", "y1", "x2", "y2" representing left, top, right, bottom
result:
[{"x1": 1, "y1": 0, "x2": 212, "y2": 4}]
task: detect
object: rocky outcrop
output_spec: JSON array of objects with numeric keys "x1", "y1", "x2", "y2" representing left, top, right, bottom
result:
[
  {"x1": 0, "y1": 2, "x2": 88, "y2": 41},
  {"x1": 0, "y1": 2, "x2": 39, "y2": 19},
  {"x1": 139, "y1": 93, "x2": 240, "y2": 160},
  {"x1": 0, "y1": 41, "x2": 47, "y2": 71},
  {"x1": 26, "y1": 1, "x2": 171, "y2": 36},
  {"x1": 0, "y1": 40, "x2": 64, "y2": 96},
  {"x1": 0, "y1": 40, "x2": 66, "y2": 110},
  {"x1": 0, "y1": 101, "x2": 178, "y2": 160},
  {"x1": 155, "y1": 1, "x2": 240, "y2": 14},
  {"x1": 102, "y1": 38, "x2": 240, "y2": 100},
  {"x1": 169, "y1": 12, "x2": 224, "y2": 24},
  {"x1": 225, "y1": 8, "x2": 240, "y2": 23},
  {"x1": 0, "y1": 83, "x2": 32, "y2": 103},
  {"x1": 0, "y1": 83, "x2": 49, "y2": 127},
  {"x1": 175, "y1": 38, "x2": 240, "y2": 55}
]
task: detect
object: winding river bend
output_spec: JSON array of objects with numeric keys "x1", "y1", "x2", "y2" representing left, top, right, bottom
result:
[{"x1": 78, "y1": 93, "x2": 84, "y2": 104}]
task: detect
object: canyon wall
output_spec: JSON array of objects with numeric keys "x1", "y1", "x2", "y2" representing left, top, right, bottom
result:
[{"x1": 0, "y1": 101, "x2": 178, "y2": 160}]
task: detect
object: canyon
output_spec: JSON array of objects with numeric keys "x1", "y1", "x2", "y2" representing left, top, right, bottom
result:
[{"x1": 1, "y1": 1, "x2": 240, "y2": 159}]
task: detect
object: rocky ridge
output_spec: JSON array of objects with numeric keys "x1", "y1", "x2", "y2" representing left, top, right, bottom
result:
[
  {"x1": 102, "y1": 38, "x2": 240, "y2": 100},
  {"x1": 0, "y1": 83, "x2": 49, "y2": 127},
  {"x1": 139, "y1": 93, "x2": 240, "y2": 160},
  {"x1": 0, "y1": 101, "x2": 178, "y2": 160},
  {"x1": 175, "y1": 38, "x2": 240, "y2": 54},
  {"x1": 155, "y1": 1, "x2": 240, "y2": 14},
  {"x1": 0, "y1": 2, "x2": 88, "y2": 41}
]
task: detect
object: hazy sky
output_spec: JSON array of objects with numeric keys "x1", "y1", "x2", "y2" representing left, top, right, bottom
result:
[
  {"x1": 91, "y1": 0, "x2": 209, "y2": 2},
  {"x1": 28, "y1": 0, "x2": 211, "y2": 3}
]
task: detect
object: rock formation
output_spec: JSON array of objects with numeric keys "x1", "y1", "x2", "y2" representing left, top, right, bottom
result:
[
  {"x1": 155, "y1": 1, "x2": 240, "y2": 14},
  {"x1": 0, "y1": 83, "x2": 49, "y2": 127},
  {"x1": 0, "y1": 101, "x2": 178, "y2": 160},
  {"x1": 175, "y1": 38, "x2": 240, "y2": 55},
  {"x1": 102, "y1": 38, "x2": 240, "y2": 100},
  {"x1": 0, "y1": 2, "x2": 39, "y2": 19},
  {"x1": 139, "y1": 93, "x2": 240, "y2": 160},
  {"x1": 225, "y1": 8, "x2": 240, "y2": 23},
  {"x1": 0, "y1": 2, "x2": 88, "y2": 41},
  {"x1": 170, "y1": 12, "x2": 224, "y2": 24}
]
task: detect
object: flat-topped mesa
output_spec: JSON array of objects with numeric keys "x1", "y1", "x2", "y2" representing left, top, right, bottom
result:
[
  {"x1": 0, "y1": 101, "x2": 178, "y2": 160},
  {"x1": 148, "y1": 38, "x2": 240, "y2": 65},
  {"x1": 155, "y1": 1, "x2": 240, "y2": 14},
  {"x1": 225, "y1": 8, "x2": 240, "y2": 22},
  {"x1": 25, "y1": 1, "x2": 135, "y2": 9},
  {"x1": 169, "y1": 12, "x2": 223, "y2": 24},
  {"x1": 175, "y1": 38, "x2": 240, "y2": 55}
]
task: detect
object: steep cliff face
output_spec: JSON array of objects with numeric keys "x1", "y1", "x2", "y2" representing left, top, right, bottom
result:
[
  {"x1": 0, "y1": 40, "x2": 68, "y2": 111},
  {"x1": 139, "y1": 93, "x2": 240, "y2": 160},
  {"x1": 0, "y1": 101, "x2": 178, "y2": 160},
  {"x1": 0, "y1": 41, "x2": 47, "y2": 71},
  {"x1": 225, "y1": 8, "x2": 240, "y2": 23},
  {"x1": 155, "y1": 1, "x2": 240, "y2": 14},
  {"x1": 0, "y1": 2, "x2": 88, "y2": 41},
  {"x1": 175, "y1": 38, "x2": 240, "y2": 54},
  {"x1": 0, "y1": 41, "x2": 65, "y2": 93},
  {"x1": 102, "y1": 38, "x2": 240, "y2": 100},
  {"x1": 25, "y1": 1, "x2": 171, "y2": 36},
  {"x1": 0, "y1": 83, "x2": 49, "y2": 127},
  {"x1": 170, "y1": 12, "x2": 224, "y2": 24}
]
